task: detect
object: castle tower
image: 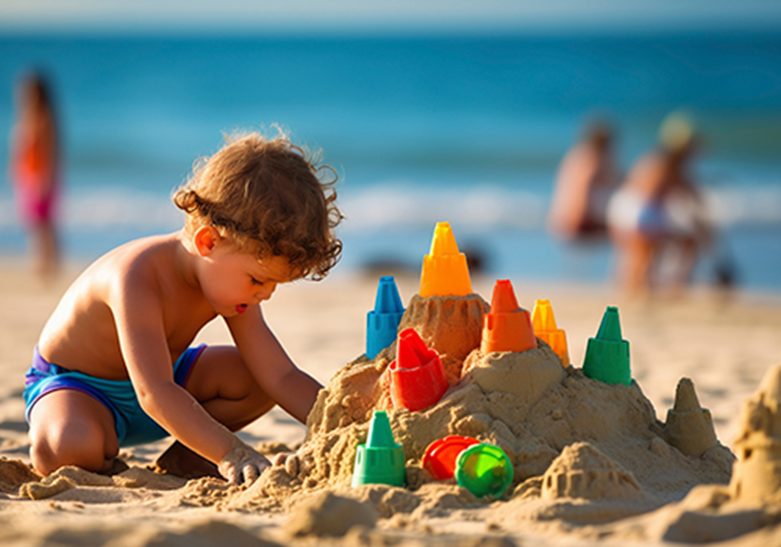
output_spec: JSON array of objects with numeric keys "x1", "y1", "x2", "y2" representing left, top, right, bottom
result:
[
  {"x1": 352, "y1": 410, "x2": 406, "y2": 487},
  {"x1": 531, "y1": 298, "x2": 570, "y2": 366},
  {"x1": 419, "y1": 222, "x2": 472, "y2": 297},
  {"x1": 582, "y1": 306, "x2": 631, "y2": 386},
  {"x1": 730, "y1": 364, "x2": 781, "y2": 504},
  {"x1": 365, "y1": 276, "x2": 405, "y2": 359},
  {"x1": 663, "y1": 378, "x2": 718, "y2": 457},
  {"x1": 480, "y1": 279, "x2": 536, "y2": 354}
]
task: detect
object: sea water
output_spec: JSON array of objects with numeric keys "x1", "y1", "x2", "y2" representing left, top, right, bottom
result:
[{"x1": 0, "y1": 32, "x2": 779, "y2": 290}]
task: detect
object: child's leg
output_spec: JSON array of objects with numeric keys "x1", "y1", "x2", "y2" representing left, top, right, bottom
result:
[
  {"x1": 183, "y1": 345, "x2": 276, "y2": 429},
  {"x1": 28, "y1": 390, "x2": 119, "y2": 475},
  {"x1": 156, "y1": 345, "x2": 276, "y2": 477}
]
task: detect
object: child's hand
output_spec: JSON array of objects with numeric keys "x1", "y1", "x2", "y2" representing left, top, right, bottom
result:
[{"x1": 217, "y1": 440, "x2": 271, "y2": 485}]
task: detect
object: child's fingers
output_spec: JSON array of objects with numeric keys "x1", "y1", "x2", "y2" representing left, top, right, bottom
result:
[
  {"x1": 272, "y1": 452, "x2": 288, "y2": 466},
  {"x1": 242, "y1": 463, "x2": 260, "y2": 484},
  {"x1": 222, "y1": 463, "x2": 239, "y2": 484}
]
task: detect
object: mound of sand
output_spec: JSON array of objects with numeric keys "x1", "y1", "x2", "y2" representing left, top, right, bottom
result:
[
  {"x1": 284, "y1": 491, "x2": 378, "y2": 538},
  {"x1": 224, "y1": 291, "x2": 733, "y2": 520},
  {"x1": 541, "y1": 442, "x2": 641, "y2": 500},
  {"x1": 0, "y1": 457, "x2": 39, "y2": 494},
  {"x1": 590, "y1": 363, "x2": 781, "y2": 544}
]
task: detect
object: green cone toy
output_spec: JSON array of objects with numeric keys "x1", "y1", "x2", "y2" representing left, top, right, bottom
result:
[
  {"x1": 352, "y1": 410, "x2": 406, "y2": 487},
  {"x1": 582, "y1": 306, "x2": 631, "y2": 385}
]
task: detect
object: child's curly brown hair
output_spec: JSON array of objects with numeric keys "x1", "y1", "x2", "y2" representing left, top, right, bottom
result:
[{"x1": 173, "y1": 130, "x2": 343, "y2": 280}]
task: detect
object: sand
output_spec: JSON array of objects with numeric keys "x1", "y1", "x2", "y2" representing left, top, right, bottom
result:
[{"x1": 1, "y1": 258, "x2": 781, "y2": 545}]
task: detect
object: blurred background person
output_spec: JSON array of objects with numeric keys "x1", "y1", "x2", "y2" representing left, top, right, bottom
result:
[
  {"x1": 548, "y1": 119, "x2": 620, "y2": 243},
  {"x1": 9, "y1": 71, "x2": 61, "y2": 279},
  {"x1": 607, "y1": 113, "x2": 713, "y2": 294}
]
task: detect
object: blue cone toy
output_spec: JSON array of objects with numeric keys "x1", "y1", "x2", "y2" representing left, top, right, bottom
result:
[{"x1": 366, "y1": 276, "x2": 405, "y2": 359}]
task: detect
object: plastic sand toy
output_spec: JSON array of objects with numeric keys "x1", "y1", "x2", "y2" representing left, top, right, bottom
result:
[
  {"x1": 454, "y1": 443, "x2": 514, "y2": 498},
  {"x1": 419, "y1": 222, "x2": 472, "y2": 297},
  {"x1": 366, "y1": 276, "x2": 405, "y2": 359},
  {"x1": 422, "y1": 435, "x2": 480, "y2": 480},
  {"x1": 531, "y1": 298, "x2": 570, "y2": 366},
  {"x1": 352, "y1": 410, "x2": 406, "y2": 487},
  {"x1": 582, "y1": 306, "x2": 631, "y2": 386},
  {"x1": 389, "y1": 328, "x2": 449, "y2": 411},
  {"x1": 480, "y1": 279, "x2": 537, "y2": 354}
]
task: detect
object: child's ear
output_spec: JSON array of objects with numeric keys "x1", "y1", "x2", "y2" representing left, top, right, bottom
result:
[{"x1": 193, "y1": 226, "x2": 219, "y2": 256}]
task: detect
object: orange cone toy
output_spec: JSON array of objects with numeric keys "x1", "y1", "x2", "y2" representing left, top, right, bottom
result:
[
  {"x1": 480, "y1": 279, "x2": 537, "y2": 354},
  {"x1": 419, "y1": 222, "x2": 472, "y2": 297},
  {"x1": 531, "y1": 299, "x2": 570, "y2": 366}
]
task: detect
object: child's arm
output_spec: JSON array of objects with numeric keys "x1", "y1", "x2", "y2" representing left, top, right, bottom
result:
[
  {"x1": 226, "y1": 305, "x2": 322, "y2": 424},
  {"x1": 111, "y1": 274, "x2": 268, "y2": 481}
]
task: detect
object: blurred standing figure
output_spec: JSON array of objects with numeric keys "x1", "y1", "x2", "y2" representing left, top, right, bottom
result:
[
  {"x1": 10, "y1": 71, "x2": 61, "y2": 278},
  {"x1": 607, "y1": 113, "x2": 712, "y2": 294},
  {"x1": 549, "y1": 120, "x2": 619, "y2": 242}
]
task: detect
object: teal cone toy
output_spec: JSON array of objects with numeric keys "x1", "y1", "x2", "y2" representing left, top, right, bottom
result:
[
  {"x1": 582, "y1": 306, "x2": 631, "y2": 385},
  {"x1": 352, "y1": 411, "x2": 406, "y2": 487}
]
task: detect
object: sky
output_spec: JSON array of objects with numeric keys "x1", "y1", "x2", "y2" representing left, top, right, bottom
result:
[{"x1": 1, "y1": 0, "x2": 781, "y2": 34}]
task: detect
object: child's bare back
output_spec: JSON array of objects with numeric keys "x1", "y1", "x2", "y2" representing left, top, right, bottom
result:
[
  {"x1": 23, "y1": 132, "x2": 343, "y2": 484},
  {"x1": 39, "y1": 234, "x2": 213, "y2": 380}
]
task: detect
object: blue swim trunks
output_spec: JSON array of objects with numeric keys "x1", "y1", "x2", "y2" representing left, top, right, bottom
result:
[{"x1": 23, "y1": 345, "x2": 207, "y2": 446}]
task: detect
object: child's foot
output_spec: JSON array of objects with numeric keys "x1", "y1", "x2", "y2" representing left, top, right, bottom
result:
[
  {"x1": 153, "y1": 441, "x2": 221, "y2": 479},
  {"x1": 100, "y1": 457, "x2": 129, "y2": 476}
]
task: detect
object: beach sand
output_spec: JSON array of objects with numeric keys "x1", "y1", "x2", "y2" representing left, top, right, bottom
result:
[{"x1": 1, "y1": 258, "x2": 780, "y2": 546}]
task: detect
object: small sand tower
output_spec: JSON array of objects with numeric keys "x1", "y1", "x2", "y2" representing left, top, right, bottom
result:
[
  {"x1": 399, "y1": 222, "x2": 488, "y2": 382},
  {"x1": 663, "y1": 378, "x2": 718, "y2": 457},
  {"x1": 730, "y1": 364, "x2": 781, "y2": 505}
]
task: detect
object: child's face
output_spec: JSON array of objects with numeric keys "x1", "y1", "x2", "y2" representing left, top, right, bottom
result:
[{"x1": 194, "y1": 228, "x2": 297, "y2": 317}]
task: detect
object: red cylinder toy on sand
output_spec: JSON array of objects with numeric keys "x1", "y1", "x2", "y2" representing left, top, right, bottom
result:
[
  {"x1": 422, "y1": 435, "x2": 480, "y2": 480},
  {"x1": 389, "y1": 328, "x2": 449, "y2": 412}
]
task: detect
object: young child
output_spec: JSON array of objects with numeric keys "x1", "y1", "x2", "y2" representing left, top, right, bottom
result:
[{"x1": 23, "y1": 131, "x2": 343, "y2": 484}]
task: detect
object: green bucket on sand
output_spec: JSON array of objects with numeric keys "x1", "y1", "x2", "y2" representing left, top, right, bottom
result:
[
  {"x1": 454, "y1": 443, "x2": 514, "y2": 498},
  {"x1": 352, "y1": 410, "x2": 406, "y2": 487},
  {"x1": 582, "y1": 306, "x2": 632, "y2": 386}
]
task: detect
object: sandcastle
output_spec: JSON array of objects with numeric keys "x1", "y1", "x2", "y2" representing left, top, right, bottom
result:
[
  {"x1": 233, "y1": 220, "x2": 736, "y2": 516},
  {"x1": 730, "y1": 363, "x2": 781, "y2": 505}
]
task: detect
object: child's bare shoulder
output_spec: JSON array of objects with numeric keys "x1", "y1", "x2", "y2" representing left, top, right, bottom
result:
[{"x1": 69, "y1": 233, "x2": 183, "y2": 309}]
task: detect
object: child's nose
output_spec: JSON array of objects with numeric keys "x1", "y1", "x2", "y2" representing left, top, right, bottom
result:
[{"x1": 255, "y1": 282, "x2": 277, "y2": 301}]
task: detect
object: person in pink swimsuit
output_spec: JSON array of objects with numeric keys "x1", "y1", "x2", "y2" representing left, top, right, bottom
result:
[{"x1": 10, "y1": 71, "x2": 61, "y2": 278}]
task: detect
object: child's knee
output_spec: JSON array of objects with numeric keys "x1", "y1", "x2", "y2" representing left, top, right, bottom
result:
[{"x1": 30, "y1": 419, "x2": 110, "y2": 475}]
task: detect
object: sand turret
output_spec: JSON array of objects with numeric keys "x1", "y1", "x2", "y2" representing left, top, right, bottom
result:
[
  {"x1": 397, "y1": 223, "x2": 488, "y2": 382},
  {"x1": 730, "y1": 363, "x2": 781, "y2": 505},
  {"x1": 541, "y1": 442, "x2": 641, "y2": 500},
  {"x1": 663, "y1": 378, "x2": 718, "y2": 457}
]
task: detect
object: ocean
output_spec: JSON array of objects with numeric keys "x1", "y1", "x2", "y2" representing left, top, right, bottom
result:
[{"x1": 0, "y1": 31, "x2": 779, "y2": 291}]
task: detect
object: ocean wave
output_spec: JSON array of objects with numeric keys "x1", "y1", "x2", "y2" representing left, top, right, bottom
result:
[{"x1": 0, "y1": 184, "x2": 779, "y2": 233}]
